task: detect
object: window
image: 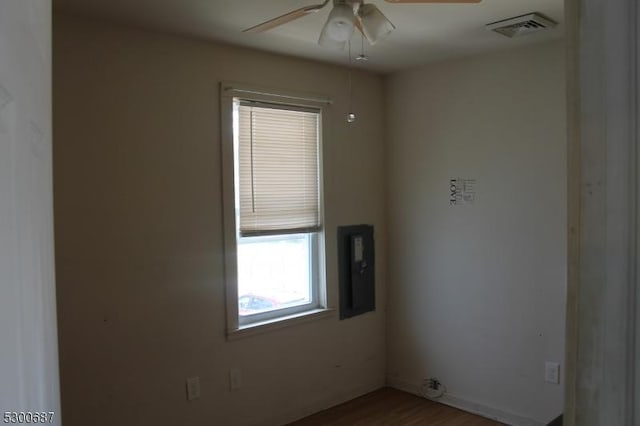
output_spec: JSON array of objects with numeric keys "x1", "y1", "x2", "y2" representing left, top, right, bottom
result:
[{"x1": 221, "y1": 84, "x2": 328, "y2": 333}]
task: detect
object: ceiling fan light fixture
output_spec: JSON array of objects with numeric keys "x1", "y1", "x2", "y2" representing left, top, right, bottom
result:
[
  {"x1": 318, "y1": 3, "x2": 355, "y2": 48},
  {"x1": 318, "y1": 31, "x2": 348, "y2": 49},
  {"x1": 358, "y1": 4, "x2": 395, "y2": 44}
]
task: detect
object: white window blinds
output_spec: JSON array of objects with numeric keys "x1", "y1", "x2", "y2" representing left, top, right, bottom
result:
[{"x1": 237, "y1": 101, "x2": 321, "y2": 237}]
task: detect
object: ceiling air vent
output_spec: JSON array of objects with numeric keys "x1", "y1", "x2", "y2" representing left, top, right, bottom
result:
[{"x1": 486, "y1": 13, "x2": 557, "y2": 38}]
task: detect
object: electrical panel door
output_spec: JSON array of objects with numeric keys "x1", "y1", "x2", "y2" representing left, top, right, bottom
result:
[{"x1": 337, "y1": 225, "x2": 375, "y2": 319}]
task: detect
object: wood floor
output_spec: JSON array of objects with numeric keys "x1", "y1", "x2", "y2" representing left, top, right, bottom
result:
[{"x1": 287, "y1": 388, "x2": 503, "y2": 426}]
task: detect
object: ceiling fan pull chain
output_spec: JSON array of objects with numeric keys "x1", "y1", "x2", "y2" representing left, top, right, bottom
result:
[
  {"x1": 356, "y1": 30, "x2": 369, "y2": 61},
  {"x1": 347, "y1": 38, "x2": 356, "y2": 123}
]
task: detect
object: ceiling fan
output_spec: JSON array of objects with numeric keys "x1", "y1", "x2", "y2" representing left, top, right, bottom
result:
[{"x1": 243, "y1": 0, "x2": 481, "y2": 49}]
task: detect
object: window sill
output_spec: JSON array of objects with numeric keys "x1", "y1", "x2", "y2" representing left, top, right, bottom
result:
[{"x1": 226, "y1": 308, "x2": 335, "y2": 340}]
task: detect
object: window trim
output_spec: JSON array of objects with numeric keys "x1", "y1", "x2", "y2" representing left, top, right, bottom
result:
[{"x1": 220, "y1": 82, "x2": 330, "y2": 336}]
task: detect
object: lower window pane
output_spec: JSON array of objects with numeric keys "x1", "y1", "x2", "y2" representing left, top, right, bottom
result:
[{"x1": 237, "y1": 233, "x2": 312, "y2": 317}]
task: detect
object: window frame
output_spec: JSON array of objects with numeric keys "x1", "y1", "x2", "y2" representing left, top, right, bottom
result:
[
  {"x1": 236, "y1": 232, "x2": 320, "y2": 327},
  {"x1": 220, "y1": 82, "x2": 331, "y2": 337}
]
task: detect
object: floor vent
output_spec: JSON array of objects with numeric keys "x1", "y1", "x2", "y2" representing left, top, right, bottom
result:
[{"x1": 486, "y1": 13, "x2": 557, "y2": 38}]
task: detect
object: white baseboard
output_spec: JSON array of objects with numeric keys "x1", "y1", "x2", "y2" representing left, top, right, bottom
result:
[
  {"x1": 259, "y1": 380, "x2": 385, "y2": 426},
  {"x1": 386, "y1": 377, "x2": 544, "y2": 426}
]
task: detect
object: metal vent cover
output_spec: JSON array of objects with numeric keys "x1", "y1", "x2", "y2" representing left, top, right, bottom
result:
[{"x1": 486, "y1": 13, "x2": 557, "y2": 38}]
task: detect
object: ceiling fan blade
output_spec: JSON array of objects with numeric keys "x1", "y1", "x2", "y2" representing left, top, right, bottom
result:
[
  {"x1": 385, "y1": 0, "x2": 481, "y2": 3},
  {"x1": 243, "y1": 0, "x2": 330, "y2": 33}
]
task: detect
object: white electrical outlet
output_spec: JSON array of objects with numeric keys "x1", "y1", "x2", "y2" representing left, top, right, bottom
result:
[
  {"x1": 186, "y1": 376, "x2": 200, "y2": 400},
  {"x1": 545, "y1": 362, "x2": 560, "y2": 384},
  {"x1": 229, "y1": 368, "x2": 242, "y2": 391}
]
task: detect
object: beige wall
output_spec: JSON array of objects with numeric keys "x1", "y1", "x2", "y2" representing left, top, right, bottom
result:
[
  {"x1": 385, "y1": 41, "x2": 566, "y2": 425},
  {"x1": 53, "y1": 14, "x2": 386, "y2": 426}
]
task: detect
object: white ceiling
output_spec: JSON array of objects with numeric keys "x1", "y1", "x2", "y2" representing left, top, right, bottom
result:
[{"x1": 54, "y1": 0, "x2": 564, "y2": 73}]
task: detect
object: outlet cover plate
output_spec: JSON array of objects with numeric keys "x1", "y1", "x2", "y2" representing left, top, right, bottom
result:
[
  {"x1": 229, "y1": 369, "x2": 242, "y2": 391},
  {"x1": 186, "y1": 376, "x2": 201, "y2": 400},
  {"x1": 545, "y1": 362, "x2": 560, "y2": 384}
]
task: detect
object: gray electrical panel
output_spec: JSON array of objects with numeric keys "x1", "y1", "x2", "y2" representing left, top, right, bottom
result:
[{"x1": 337, "y1": 225, "x2": 375, "y2": 319}]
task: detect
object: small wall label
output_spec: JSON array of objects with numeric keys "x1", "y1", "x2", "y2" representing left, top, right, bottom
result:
[{"x1": 449, "y1": 178, "x2": 476, "y2": 205}]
